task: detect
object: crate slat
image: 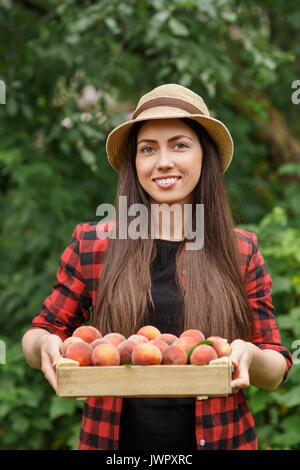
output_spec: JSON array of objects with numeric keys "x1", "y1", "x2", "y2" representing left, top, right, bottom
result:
[{"x1": 56, "y1": 357, "x2": 232, "y2": 398}]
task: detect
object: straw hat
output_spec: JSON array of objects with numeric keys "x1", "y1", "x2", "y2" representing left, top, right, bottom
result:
[{"x1": 106, "y1": 83, "x2": 234, "y2": 173}]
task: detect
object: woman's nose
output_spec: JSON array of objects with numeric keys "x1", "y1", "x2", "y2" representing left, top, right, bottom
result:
[{"x1": 156, "y1": 149, "x2": 175, "y2": 168}]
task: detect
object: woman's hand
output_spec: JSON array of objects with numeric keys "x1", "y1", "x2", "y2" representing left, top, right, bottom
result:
[
  {"x1": 37, "y1": 334, "x2": 63, "y2": 392},
  {"x1": 229, "y1": 339, "x2": 256, "y2": 393}
]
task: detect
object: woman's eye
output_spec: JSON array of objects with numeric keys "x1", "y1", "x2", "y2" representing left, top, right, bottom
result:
[
  {"x1": 141, "y1": 146, "x2": 154, "y2": 154},
  {"x1": 175, "y1": 142, "x2": 188, "y2": 150}
]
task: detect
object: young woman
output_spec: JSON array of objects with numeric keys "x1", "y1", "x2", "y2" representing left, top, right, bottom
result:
[{"x1": 22, "y1": 84, "x2": 292, "y2": 450}]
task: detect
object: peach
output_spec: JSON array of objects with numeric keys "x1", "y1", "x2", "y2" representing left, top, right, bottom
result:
[
  {"x1": 189, "y1": 344, "x2": 217, "y2": 365},
  {"x1": 137, "y1": 325, "x2": 161, "y2": 341},
  {"x1": 158, "y1": 333, "x2": 178, "y2": 345},
  {"x1": 162, "y1": 344, "x2": 187, "y2": 365},
  {"x1": 127, "y1": 334, "x2": 148, "y2": 344},
  {"x1": 150, "y1": 338, "x2": 168, "y2": 354},
  {"x1": 72, "y1": 325, "x2": 102, "y2": 344},
  {"x1": 61, "y1": 336, "x2": 84, "y2": 356},
  {"x1": 173, "y1": 335, "x2": 198, "y2": 352},
  {"x1": 65, "y1": 341, "x2": 93, "y2": 366},
  {"x1": 91, "y1": 343, "x2": 120, "y2": 366},
  {"x1": 206, "y1": 336, "x2": 229, "y2": 358},
  {"x1": 90, "y1": 338, "x2": 110, "y2": 349},
  {"x1": 132, "y1": 343, "x2": 162, "y2": 365},
  {"x1": 117, "y1": 340, "x2": 137, "y2": 364},
  {"x1": 180, "y1": 329, "x2": 205, "y2": 344},
  {"x1": 104, "y1": 332, "x2": 126, "y2": 347}
]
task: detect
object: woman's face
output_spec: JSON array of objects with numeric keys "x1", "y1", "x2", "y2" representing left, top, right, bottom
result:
[{"x1": 135, "y1": 118, "x2": 203, "y2": 207}]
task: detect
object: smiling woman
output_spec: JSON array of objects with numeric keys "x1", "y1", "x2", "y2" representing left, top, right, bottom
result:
[{"x1": 22, "y1": 83, "x2": 292, "y2": 451}]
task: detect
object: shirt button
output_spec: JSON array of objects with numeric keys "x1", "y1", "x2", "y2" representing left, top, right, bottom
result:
[{"x1": 200, "y1": 439, "x2": 205, "y2": 446}]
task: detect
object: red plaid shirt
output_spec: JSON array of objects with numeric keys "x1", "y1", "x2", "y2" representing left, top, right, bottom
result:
[{"x1": 27, "y1": 222, "x2": 293, "y2": 450}]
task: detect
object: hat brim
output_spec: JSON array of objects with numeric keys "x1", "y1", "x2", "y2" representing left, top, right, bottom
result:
[{"x1": 106, "y1": 111, "x2": 234, "y2": 174}]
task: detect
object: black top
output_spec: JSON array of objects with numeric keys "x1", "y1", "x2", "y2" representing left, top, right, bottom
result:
[{"x1": 118, "y1": 239, "x2": 197, "y2": 451}]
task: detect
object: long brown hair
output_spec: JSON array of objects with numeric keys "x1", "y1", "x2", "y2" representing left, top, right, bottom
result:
[{"x1": 93, "y1": 118, "x2": 255, "y2": 342}]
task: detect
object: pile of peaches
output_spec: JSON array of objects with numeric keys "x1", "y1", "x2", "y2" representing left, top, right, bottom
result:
[{"x1": 61, "y1": 325, "x2": 230, "y2": 367}]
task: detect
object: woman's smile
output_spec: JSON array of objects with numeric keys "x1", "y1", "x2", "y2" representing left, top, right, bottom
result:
[{"x1": 153, "y1": 175, "x2": 182, "y2": 188}]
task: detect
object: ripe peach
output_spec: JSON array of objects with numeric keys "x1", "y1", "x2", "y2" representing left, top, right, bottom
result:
[
  {"x1": 65, "y1": 341, "x2": 93, "y2": 366},
  {"x1": 90, "y1": 338, "x2": 110, "y2": 349},
  {"x1": 150, "y1": 338, "x2": 168, "y2": 354},
  {"x1": 132, "y1": 343, "x2": 162, "y2": 365},
  {"x1": 91, "y1": 343, "x2": 120, "y2": 366},
  {"x1": 180, "y1": 329, "x2": 205, "y2": 344},
  {"x1": 189, "y1": 344, "x2": 217, "y2": 365},
  {"x1": 61, "y1": 336, "x2": 84, "y2": 356},
  {"x1": 104, "y1": 332, "x2": 126, "y2": 347},
  {"x1": 173, "y1": 335, "x2": 198, "y2": 352},
  {"x1": 162, "y1": 344, "x2": 187, "y2": 365},
  {"x1": 127, "y1": 334, "x2": 148, "y2": 344},
  {"x1": 158, "y1": 333, "x2": 178, "y2": 345},
  {"x1": 206, "y1": 336, "x2": 229, "y2": 358},
  {"x1": 117, "y1": 340, "x2": 137, "y2": 364},
  {"x1": 72, "y1": 325, "x2": 102, "y2": 344},
  {"x1": 137, "y1": 325, "x2": 161, "y2": 341}
]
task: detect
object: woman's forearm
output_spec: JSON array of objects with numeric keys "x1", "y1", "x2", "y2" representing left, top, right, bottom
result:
[
  {"x1": 230, "y1": 339, "x2": 288, "y2": 392},
  {"x1": 22, "y1": 328, "x2": 51, "y2": 369},
  {"x1": 249, "y1": 345, "x2": 287, "y2": 391}
]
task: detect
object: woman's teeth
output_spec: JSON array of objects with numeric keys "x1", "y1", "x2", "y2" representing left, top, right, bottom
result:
[{"x1": 154, "y1": 177, "x2": 180, "y2": 185}]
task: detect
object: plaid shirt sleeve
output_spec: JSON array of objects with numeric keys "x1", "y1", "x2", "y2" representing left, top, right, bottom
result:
[
  {"x1": 243, "y1": 231, "x2": 293, "y2": 378},
  {"x1": 27, "y1": 224, "x2": 92, "y2": 341}
]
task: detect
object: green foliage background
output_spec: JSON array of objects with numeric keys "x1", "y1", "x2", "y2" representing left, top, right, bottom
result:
[{"x1": 0, "y1": 0, "x2": 299, "y2": 450}]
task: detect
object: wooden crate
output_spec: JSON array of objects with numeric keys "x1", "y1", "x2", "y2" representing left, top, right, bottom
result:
[{"x1": 56, "y1": 356, "x2": 232, "y2": 399}]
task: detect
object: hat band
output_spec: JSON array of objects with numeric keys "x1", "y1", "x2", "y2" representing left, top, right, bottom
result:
[{"x1": 132, "y1": 97, "x2": 204, "y2": 119}]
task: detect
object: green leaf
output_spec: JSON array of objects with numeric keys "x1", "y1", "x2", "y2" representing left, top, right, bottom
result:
[
  {"x1": 49, "y1": 396, "x2": 78, "y2": 420},
  {"x1": 104, "y1": 17, "x2": 121, "y2": 35},
  {"x1": 151, "y1": 10, "x2": 170, "y2": 25},
  {"x1": 272, "y1": 276, "x2": 292, "y2": 294},
  {"x1": 278, "y1": 163, "x2": 300, "y2": 178},
  {"x1": 222, "y1": 11, "x2": 237, "y2": 22},
  {"x1": 273, "y1": 385, "x2": 300, "y2": 408},
  {"x1": 34, "y1": 416, "x2": 52, "y2": 431},
  {"x1": 248, "y1": 389, "x2": 274, "y2": 414},
  {"x1": 11, "y1": 415, "x2": 30, "y2": 434},
  {"x1": 272, "y1": 416, "x2": 300, "y2": 447},
  {"x1": 168, "y1": 17, "x2": 189, "y2": 37},
  {"x1": 80, "y1": 148, "x2": 96, "y2": 166}
]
